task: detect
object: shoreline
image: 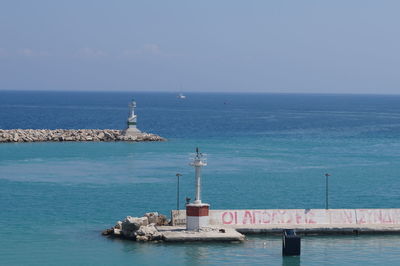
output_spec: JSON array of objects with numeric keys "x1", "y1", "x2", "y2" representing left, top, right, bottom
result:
[{"x1": 0, "y1": 129, "x2": 166, "y2": 143}]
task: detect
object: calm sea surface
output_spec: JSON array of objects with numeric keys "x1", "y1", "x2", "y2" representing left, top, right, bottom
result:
[{"x1": 1, "y1": 91, "x2": 400, "y2": 265}]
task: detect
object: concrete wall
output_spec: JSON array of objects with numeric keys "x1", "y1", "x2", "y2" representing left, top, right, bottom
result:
[{"x1": 171, "y1": 209, "x2": 400, "y2": 226}]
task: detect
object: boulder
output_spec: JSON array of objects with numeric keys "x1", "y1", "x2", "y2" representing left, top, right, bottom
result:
[
  {"x1": 136, "y1": 224, "x2": 162, "y2": 241},
  {"x1": 97, "y1": 132, "x2": 105, "y2": 139},
  {"x1": 113, "y1": 228, "x2": 121, "y2": 236},
  {"x1": 121, "y1": 216, "x2": 149, "y2": 239},
  {"x1": 12, "y1": 133, "x2": 19, "y2": 142},
  {"x1": 102, "y1": 228, "x2": 114, "y2": 236},
  {"x1": 115, "y1": 221, "x2": 122, "y2": 229},
  {"x1": 136, "y1": 235, "x2": 149, "y2": 241},
  {"x1": 144, "y1": 212, "x2": 169, "y2": 226},
  {"x1": 145, "y1": 212, "x2": 159, "y2": 224},
  {"x1": 136, "y1": 224, "x2": 157, "y2": 236},
  {"x1": 156, "y1": 214, "x2": 169, "y2": 226},
  {"x1": 104, "y1": 132, "x2": 114, "y2": 140}
]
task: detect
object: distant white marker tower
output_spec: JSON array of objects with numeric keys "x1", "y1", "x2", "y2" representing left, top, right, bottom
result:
[
  {"x1": 186, "y1": 147, "x2": 210, "y2": 231},
  {"x1": 124, "y1": 98, "x2": 141, "y2": 136}
]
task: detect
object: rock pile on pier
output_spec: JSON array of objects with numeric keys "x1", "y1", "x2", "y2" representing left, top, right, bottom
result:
[
  {"x1": 0, "y1": 129, "x2": 165, "y2": 143},
  {"x1": 102, "y1": 212, "x2": 169, "y2": 241},
  {"x1": 103, "y1": 212, "x2": 246, "y2": 242}
]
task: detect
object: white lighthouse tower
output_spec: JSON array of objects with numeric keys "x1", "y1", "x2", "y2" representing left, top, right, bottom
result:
[
  {"x1": 186, "y1": 147, "x2": 210, "y2": 231},
  {"x1": 124, "y1": 98, "x2": 141, "y2": 136}
]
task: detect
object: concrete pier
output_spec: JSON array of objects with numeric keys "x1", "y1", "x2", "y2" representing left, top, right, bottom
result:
[
  {"x1": 158, "y1": 226, "x2": 245, "y2": 242},
  {"x1": 172, "y1": 208, "x2": 400, "y2": 235},
  {"x1": 233, "y1": 224, "x2": 400, "y2": 235}
]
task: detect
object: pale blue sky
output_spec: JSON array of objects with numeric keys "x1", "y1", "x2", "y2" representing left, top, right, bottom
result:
[{"x1": 1, "y1": 0, "x2": 400, "y2": 93}]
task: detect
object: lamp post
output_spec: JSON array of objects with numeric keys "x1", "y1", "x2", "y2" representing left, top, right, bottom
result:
[
  {"x1": 325, "y1": 173, "x2": 331, "y2": 210},
  {"x1": 176, "y1": 173, "x2": 182, "y2": 212}
]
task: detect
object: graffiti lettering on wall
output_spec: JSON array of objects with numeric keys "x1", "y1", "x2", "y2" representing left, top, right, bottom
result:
[
  {"x1": 171, "y1": 209, "x2": 400, "y2": 226},
  {"x1": 356, "y1": 209, "x2": 400, "y2": 224},
  {"x1": 216, "y1": 209, "x2": 400, "y2": 225},
  {"x1": 219, "y1": 210, "x2": 327, "y2": 225},
  {"x1": 329, "y1": 210, "x2": 355, "y2": 224}
]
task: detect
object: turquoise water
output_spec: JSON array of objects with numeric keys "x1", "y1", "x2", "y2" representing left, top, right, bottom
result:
[{"x1": 1, "y1": 91, "x2": 400, "y2": 265}]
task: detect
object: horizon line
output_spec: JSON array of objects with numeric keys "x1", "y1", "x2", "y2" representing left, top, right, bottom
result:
[{"x1": 1, "y1": 89, "x2": 400, "y2": 96}]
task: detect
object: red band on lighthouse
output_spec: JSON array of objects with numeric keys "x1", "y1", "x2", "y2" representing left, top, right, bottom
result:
[{"x1": 186, "y1": 205, "x2": 209, "y2": 216}]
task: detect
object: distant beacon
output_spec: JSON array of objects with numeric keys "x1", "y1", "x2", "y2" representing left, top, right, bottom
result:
[{"x1": 124, "y1": 98, "x2": 141, "y2": 136}]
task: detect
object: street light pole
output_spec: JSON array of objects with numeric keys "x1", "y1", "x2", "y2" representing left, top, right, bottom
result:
[
  {"x1": 325, "y1": 173, "x2": 331, "y2": 210},
  {"x1": 176, "y1": 173, "x2": 182, "y2": 212}
]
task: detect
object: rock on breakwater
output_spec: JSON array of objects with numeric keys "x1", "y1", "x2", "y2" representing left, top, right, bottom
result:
[
  {"x1": 0, "y1": 129, "x2": 166, "y2": 143},
  {"x1": 102, "y1": 212, "x2": 169, "y2": 242}
]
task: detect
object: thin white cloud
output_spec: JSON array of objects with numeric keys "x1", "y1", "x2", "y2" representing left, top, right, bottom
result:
[
  {"x1": 77, "y1": 48, "x2": 107, "y2": 58},
  {"x1": 18, "y1": 48, "x2": 34, "y2": 56},
  {"x1": 122, "y1": 44, "x2": 175, "y2": 57},
  {"x1": 17, "y1": 48, "x2": 50, "y2": 57},
  {"x1": 142, "y1": 44, "x2": 162, "y2": 55}
]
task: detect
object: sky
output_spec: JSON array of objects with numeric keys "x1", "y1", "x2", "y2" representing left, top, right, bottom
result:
[{"x1": 1, "y1": 0, "x2": 400, "y2": 94}]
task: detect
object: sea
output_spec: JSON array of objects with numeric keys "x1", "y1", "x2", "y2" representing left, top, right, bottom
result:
[{"x1": 1, "y1": 91, "x2": 400, "y2": 265}]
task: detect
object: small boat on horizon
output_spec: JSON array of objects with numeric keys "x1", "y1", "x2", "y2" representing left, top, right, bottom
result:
[{"x1": 177, "y1": 93, "x2": 186, "y2": 99}]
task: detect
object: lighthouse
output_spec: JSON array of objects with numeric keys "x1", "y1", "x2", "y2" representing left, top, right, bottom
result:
[
  {"x1": 186, "y1": 148, "x2": 210, "y2": 231},
  {"x1": 124, "y1": 98, "x2": 141, "y2": 136}
]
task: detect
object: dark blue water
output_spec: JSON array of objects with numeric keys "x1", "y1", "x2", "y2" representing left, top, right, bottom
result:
[
  {"x1": 1, "y1": 91, "x2": 400, "y2": 265},
  {"x1": 2, "y1": 91, "x2": 400, "y2": 139}
]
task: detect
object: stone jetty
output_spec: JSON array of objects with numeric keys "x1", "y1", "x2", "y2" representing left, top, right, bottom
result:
[
  {"x1": 0, "y1": 129, "x2": 165, "y2": 143},
  {"x1": 102, "y1": 212, "x2": 169, "y2": 242},
  {"x1": 102, "y1": 212, "x2": 245, "y2": 242}
]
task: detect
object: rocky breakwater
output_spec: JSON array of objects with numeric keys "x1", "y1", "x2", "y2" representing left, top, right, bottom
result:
[
  {"x1": 0, "y1": 129, "x2": 166, "y2": 143},
  {"x1": 102, "y1": 212, "x2": 169, "y2": 242}
]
